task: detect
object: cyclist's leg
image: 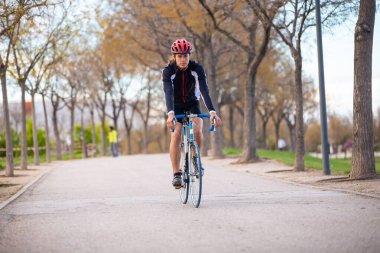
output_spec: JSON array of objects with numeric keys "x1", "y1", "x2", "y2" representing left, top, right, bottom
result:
[
  {"x1": 193, "y1": 118, "x2": 203, "y2": 149},
  {"x1": 169, "y1": 122, "x2": 183, "y2": 174},
  {"x1": 190, "y1": 100, "x2": 203, "y2": 149}
]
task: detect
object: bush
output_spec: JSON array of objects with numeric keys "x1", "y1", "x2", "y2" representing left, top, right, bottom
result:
[
  {"x1": 26, "y1": 119, "x2": 46, "y2": 156},
  {"x1": 0, "y1": 129, "x2": 21, "y2": 157}
]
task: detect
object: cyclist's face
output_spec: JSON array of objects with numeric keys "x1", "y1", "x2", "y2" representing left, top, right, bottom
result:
[{"x1": 175, "y1": 54, "x2": 189, "y2": 69}]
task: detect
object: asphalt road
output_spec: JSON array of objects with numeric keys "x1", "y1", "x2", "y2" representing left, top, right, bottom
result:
[{"x1": 0, "y1": 154, "x2": 379, "y2": 253}]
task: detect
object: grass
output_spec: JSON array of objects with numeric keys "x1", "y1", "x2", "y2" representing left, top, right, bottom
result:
[
  {"x1": 223, "y1": 148, "x2": 380, "y2": 175},
  {"x1": 0, "y1": 152, "x2": 84, "y2": 170}
]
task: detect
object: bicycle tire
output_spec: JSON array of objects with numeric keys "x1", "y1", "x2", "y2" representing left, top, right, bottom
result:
[
  {"x1": 179, "y1": 143, "x2": 189, "y2": 204},
  {"x1": 189, "y1": 141, "x2": 202, "y2": 208}
]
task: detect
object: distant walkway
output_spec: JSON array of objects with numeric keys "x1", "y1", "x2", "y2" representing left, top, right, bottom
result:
[{"x1": 0, "y1": 154, "x2": 379, "y2": 253}]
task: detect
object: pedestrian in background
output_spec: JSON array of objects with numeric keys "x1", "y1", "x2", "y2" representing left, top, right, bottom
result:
[{"x1": 109, "y1": 126, "x2": 118, "y2": 157}]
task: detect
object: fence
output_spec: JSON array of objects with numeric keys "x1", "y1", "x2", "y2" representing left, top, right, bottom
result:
[{"x1": 0, "y1": 143, "x2": 98, "y2": 159}]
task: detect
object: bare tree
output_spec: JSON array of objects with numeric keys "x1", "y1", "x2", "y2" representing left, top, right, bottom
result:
[
  {"x1": 135, "y1": 71, "x2": 158, "y2": 154},
  {"x1": 88, "y1": 101, "x2": 98, "y2": 157},
  {"x1": 122, "y1": 99, "x2": 138, "y2": 155},
  {"x1": 351, "y1": 0, "x2": 376, "y2": 179},
  {"x1": 254, "y1": 0, "x2": 355, "y2": 170},
  {"x1": 93, "y1": 62, "x2": 112, "y2": 156},
  {"x1": 107, "y1": 78, "x2": 132, "y2": 132},
  {"x1": 0, "y1": 0, "x2": 49, "y2": 37},
  {"x1": 40, "y1": 88, "x2": 51, "y2": 162},
  {"x1": 76, "y1": 99, "x2": 88, "y2": 158},
  {"x1": 60, "y1": 63, "x2": 80, "y2": 160},
  {"x1": 8, "y1": 1, "x2": 66, "y2": 169},
  {"x1": 199, "y1": 0, "x2": 280, "y2": 162},
  {"x1": 50, "y1": 90, "x2": 64, "y2": 160},
  {"x1": 0, "y1": 29, "x2": 14, "y2": 176}
]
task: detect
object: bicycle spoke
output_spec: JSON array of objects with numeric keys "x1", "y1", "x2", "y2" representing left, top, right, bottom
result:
[
  {"x1": 189, "y1": 142, "x2": 202, "y2": 208},
  {"x1": 179, "y1": 143, "x2": 189, "y2": 204}
]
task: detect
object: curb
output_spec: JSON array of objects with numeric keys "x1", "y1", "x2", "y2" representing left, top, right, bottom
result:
[
  {"x1": 253, "y1": 170, "x2": 380, "y2": 200},
  {"x1": 0, "y1": 166, "x2": 53, "y2": 211}
]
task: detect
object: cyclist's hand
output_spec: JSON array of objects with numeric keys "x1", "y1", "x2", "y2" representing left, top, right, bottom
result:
[
  {"x1": 167, "y1": 112, "x2": 176, "y2": 130},
  {"x1": 210, "y1": 112, "x2": 222, "y2": 128}
]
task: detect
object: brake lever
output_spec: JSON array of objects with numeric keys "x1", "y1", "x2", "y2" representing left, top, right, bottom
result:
[
  {"x1": 171, "y1": 118, "x2": 176, "y2": 133},
  {"x1": 209, "y1": 116, "x2": 216, "y2": 132}
]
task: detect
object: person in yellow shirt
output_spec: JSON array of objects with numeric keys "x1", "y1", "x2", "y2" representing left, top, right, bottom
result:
[{"x1": 109, "y1": 126, "x2": 118, "y2": 157}]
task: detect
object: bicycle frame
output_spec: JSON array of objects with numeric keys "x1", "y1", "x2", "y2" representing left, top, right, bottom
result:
[
  {"x1": 173, "y1": 113, "x2": 215, "y2": 208},
  {"x1": 173, "y1": 113, "x2": 215, "y2": 154}
]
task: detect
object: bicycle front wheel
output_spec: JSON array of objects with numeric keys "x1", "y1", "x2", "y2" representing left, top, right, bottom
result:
[
  {"x1": 179, "y1": 143, "x2": 189, "y2": 204},
  {"x1": 189, "y1": 141, "x2": 202, "y2": 208}
]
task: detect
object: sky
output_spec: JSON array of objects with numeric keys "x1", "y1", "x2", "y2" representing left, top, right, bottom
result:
[{"x1": 303, "y1": 11, "x2": 380, "y2": 117}]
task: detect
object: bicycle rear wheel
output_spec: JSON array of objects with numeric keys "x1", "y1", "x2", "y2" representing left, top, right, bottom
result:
[
  {"x1": 189, "y1": 141, "x2": 202, "y2": 208},
  {"x1": 179, "y1": 143, "x2": 189, "y2": 204}
]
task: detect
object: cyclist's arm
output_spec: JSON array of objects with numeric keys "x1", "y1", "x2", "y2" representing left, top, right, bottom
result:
[
  {"x1": 196, "y1": 65, "x2": 216, "y2": 113},
  {"x1": 162, "y1": 67, "x2": 174, "y2": 115}
]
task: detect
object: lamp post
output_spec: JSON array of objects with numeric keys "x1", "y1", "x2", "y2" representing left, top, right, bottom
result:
[{"x1": 315, "y1": 0, "x2": 331, "y2": 175}]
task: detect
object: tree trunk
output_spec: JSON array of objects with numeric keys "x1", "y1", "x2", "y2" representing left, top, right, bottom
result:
[
  {"x1": 113, "y1": 117, "x2": 118, "y2": 132},
  {"x1": 351, "y1": 0, "x2": 376, "y2": 179},
  {"x1": 239, "y1": 65, "x2": 258, "y2": 163},
  {"x1": 293, "y1": 55, "x2": 305, "y2": 171},
  {"x1": 126, "y1": 128, "x2": 132, "y2": 154},
  {"x1": 122, "y1": 106, "x2": 132, "y2": 155},
  {"x1": 42, "y1": 95, "x2": 51, "y2": 163},
  {"x1": 285, "y1": 117, "x2": 296, "y2": 152},
  {"x1": 1, "y1": 63, "x2": 14, "y2": 176},
  {"x1": 20, "y1": 79, "x2": 28, "y2": 170},
  {"x1": 201, "y1": 123, "x2": 209, "y2": 157},
  {"x1": 90, "y1": 107, "x2": 97, "y2": 157},
  {"x1": 143, "y1": 123, "x2": 148, "y2": 154},
  {"x1": 31, "y1": 92, "x2": 39, "y2": 165},
  {"x1": 208, "y1": 44, "x2": 224, "y2": 158},
  {"x1": 80, "y1": 109, "x2": 87, "y2": 159},
  {"x1": 101, "y1": 114, "x2": 106, "y2": 156},
  {"x1": 69, "y1": 108, "x2": 75, "y2": 159},
  {"x1": 51, "y1": 97, "x2": 62, "y2": 160},
  {"x1": 262, "y1": 120, "x2": 268, "y2": 149},
  {"x1": 229, "y1": 106, "x2": 235, "y2": 148}
]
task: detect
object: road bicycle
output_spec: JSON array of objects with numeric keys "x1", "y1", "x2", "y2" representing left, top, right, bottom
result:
[{"x1": 173, "y1": 113, "x2": 215, "y2": 208}]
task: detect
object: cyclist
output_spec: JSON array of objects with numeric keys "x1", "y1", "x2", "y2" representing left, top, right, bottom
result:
[{"x1": 162, "y1": 38, "x2": 222, "y2": 188}]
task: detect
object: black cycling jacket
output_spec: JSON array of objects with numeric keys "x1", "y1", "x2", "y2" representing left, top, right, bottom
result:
[{"x1": 162, "y1": 60, "x2": 215, "y2": 113}]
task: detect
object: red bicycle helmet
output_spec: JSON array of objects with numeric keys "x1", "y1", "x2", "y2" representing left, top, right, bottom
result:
[{"x1": 171, "y1": 39, "x2": 192, "y2": 54}]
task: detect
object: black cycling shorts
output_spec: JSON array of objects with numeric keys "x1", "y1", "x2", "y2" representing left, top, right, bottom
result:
[{"x1": 174, "y1": 100, "x2": 202, "y2": 124}]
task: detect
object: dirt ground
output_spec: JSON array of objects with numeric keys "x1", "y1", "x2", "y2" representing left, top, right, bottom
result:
[
  {"x1": 0, "y1": 163, "x2": 54, "y2": 204},
  {"x1": 1, "y1": 156, "x2": 379, "y2": 207}
]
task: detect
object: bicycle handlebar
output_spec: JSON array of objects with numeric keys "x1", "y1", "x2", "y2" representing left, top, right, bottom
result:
[{"x1": 171, "y1": 113, "x2": 216, "y2": 132}]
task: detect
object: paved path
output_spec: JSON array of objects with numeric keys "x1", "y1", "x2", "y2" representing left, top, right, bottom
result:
[{"x1": 0, "y1": 154, "x2": 379, "y2": 253}]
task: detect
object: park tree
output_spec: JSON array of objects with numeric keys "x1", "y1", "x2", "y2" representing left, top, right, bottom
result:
[
  {"x1": 305, "y1": 120, "x2": 321, "y2": 152},
  {"x1": 50, "y1": 85, "x2": 64, "y2": 160},
  {"x1": 37, "y1": 36, "x2": 71, "y2": 163},
  {"x1": 91, "y1": 51, "x2": 113, "y2": 156},
  {"x1": 1, "y1": 0, "x2": 51, "y2": 175},
  {"x1": 135, "y1": 70, "x2": 161, "y2": 154},
  {"x1": 199, "y1": 0, "x2": 281, "y2": 162},
  {"x1": 351, "y1": 0, "x2": 376, "y2": 179},
  {"x1": 60, "y1": 59, "x2": 81, "y2": 159},
  {"x1": 122, "y1": 99, "x2": 138, "y2": 155},
  {"x1": 256, "y1": 62, "x2": 277, "y2": 147},
  {"x1": 0, "y1": 21, "x2": 15, "y2": 176},
  {"x1": 9, "y1": 1, "x2": 66, "y2": 169},
  {"x1": 328, "y1": 113, "x2": 352, "y2": 154},
  {"x1": 254, "y1": 0, "x2": 355, "y2": 170}
]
